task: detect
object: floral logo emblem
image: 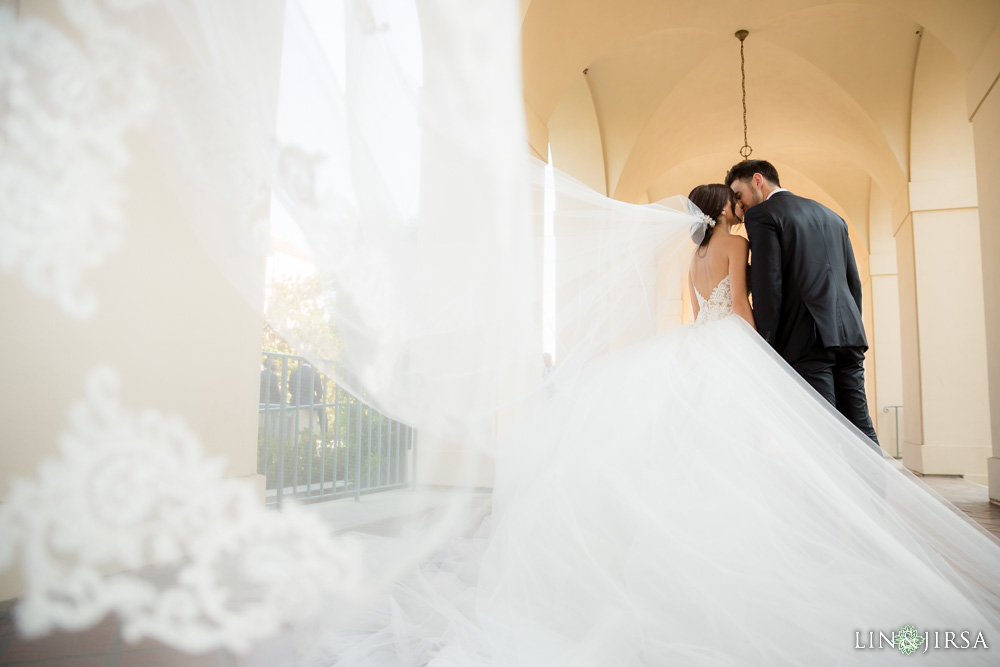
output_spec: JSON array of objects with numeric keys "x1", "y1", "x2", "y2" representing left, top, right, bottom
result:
[{"x1": 895, "y1": 624, "x2": 926, "y2": 655}]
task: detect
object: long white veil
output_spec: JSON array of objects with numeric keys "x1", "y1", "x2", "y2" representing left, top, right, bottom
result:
[
  {"x1": 3, "y1": 0, "x2": 1000, "y2": 662},
  {"x1": 0, "y1": 0, "x2": 702, "y2": 653}
]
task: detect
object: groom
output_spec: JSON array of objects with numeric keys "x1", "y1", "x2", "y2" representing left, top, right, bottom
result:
[{"x1": 725, "y1": 160, "x2": 880, "y2": 452}]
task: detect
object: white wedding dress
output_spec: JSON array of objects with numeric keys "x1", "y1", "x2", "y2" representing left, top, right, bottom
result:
[{"x1": 278, "y1": 273, "x2": 1000, "y2": 667}]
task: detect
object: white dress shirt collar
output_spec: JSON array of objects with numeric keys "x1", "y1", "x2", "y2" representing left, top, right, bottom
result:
[{"x1": 766, "y1": 187, "x2": 789, "y2": 200}]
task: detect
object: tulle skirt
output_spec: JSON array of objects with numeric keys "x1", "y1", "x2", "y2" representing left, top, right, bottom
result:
[{"x1": 277, "y1": 315, "x2": 1000, "y2": 666}]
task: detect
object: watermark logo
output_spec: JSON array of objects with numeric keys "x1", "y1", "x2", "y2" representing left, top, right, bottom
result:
[
  {"x1": 894, "y1": 625, "x2": 925, "y2": 655},
  {"x1": 855, "y1": 625, "x2": 988, "y2": 655}
]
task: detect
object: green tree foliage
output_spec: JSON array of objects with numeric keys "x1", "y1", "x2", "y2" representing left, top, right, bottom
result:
[
  {"x1": 258, "y1": 274, "x2": 411, "y2": 501},
  {"x1": 262, "y1": 273, "x2": 340, "y2": 360}
]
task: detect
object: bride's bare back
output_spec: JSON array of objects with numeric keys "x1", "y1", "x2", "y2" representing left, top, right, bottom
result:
[
  {"x1": 690, "y1": 235, "x2": 735, "y2": 299},
  {"x1": 687, "y1": 199, "x2": 755, "y2": 327}
]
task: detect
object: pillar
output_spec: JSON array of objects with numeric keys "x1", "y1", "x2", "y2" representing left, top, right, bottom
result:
[{"x1": 967, "y1": 22, "x2": 1000, "y2": 501}]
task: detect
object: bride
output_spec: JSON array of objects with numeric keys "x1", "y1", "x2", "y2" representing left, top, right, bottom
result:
[
  {"x1": 277, "y1": 182, "x2": 1000, "y2": 667},
  {"x1": 686, "y1": 183, "x2": 754, "y2": 329}
]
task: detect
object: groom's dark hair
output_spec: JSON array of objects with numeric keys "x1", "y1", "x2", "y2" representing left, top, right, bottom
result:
[{"x1": 724, "y1": 160, "x2": 781, "y2": 188}]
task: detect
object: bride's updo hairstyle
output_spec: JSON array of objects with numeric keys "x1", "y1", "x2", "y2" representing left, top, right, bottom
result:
[{"x1": 687, "y1": 184, "x2": 737, "y2": 247}]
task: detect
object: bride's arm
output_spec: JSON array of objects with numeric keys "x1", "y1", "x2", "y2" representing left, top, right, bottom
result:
[{"x1": 729, "y1": 238, "x2": 755, "y2": 328}]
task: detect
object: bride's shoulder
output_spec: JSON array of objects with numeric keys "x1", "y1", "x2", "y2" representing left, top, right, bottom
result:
[{"x1": 718, "y1": 233, "x2": 749, "y2": 252}]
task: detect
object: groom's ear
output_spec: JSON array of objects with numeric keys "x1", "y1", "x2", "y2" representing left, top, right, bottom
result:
[{"x1": 753, "y1": 173, "x2": 765, "y2": 188}]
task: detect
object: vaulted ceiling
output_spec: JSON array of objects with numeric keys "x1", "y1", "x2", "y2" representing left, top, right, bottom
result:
[{"x1": 521, "y1": 0, "x2": 1000, "y2": 246}]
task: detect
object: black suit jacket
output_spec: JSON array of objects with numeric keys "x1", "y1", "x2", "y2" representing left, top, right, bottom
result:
[
  {"x1": 745, "y1": 191, "x2": 867, "y2": 363},
  {"x1": 288, "y1": 364, "x2": 325, "y2": 406},
  {"x1": 259, "y1": 369, "x2": 282, "y2": 405}
]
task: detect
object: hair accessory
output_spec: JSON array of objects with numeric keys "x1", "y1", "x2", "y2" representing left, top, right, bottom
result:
[{"x1": 689, "y1": 210, "x2": 717, "y2": 245}]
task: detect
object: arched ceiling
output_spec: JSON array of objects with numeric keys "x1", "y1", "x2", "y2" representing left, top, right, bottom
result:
[{"x1": 521, "y1": 0, "x2": 1000, "y2": 236}]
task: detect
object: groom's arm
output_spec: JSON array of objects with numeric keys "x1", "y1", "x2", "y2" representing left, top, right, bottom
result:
[
  {"x1": 745, "y1": 209, "x2": 782, "y2": 345},
  {"x1": 842, "y1": 227, "x2": 863, "y2": 315}
]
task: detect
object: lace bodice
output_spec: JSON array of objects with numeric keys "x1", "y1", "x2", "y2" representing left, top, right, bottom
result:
[{"x1": 694, "y1": 275, "x2": 734, "y2": 324}]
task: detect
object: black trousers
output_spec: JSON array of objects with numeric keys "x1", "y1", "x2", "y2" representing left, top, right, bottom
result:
[{"x1": 791, "y1": 344, "x2": 881, "y2": 454}]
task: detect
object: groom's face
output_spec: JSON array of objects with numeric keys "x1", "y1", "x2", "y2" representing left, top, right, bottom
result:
[{"x1": 730, "y1": 175, "x2": 765, "y2": 210}]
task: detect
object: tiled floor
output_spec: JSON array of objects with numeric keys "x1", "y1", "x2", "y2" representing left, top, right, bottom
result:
[
  {"x1": 0, "y1": 477, "x2": 997, "y2": 666},
  {"x1": 916, "y1": 473, "x2": 1000, "y2": 539},
  {"x1": 0, "y1": 611, "x2": 237, "y2": 666}
]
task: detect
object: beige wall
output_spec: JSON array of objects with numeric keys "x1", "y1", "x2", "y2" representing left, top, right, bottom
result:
[
  {"x1": 0, "y1": 2, "x2": 279, "y2": 601},
  {"x1": 871, "y1": 274, "x2": 904, "y2": 454},
  {"x1": 896, "y1": 28, "x2": 993, "y2": 485},
  {"x1": 968, "y1": 22, "x2": 1000, "y2": 500},
  {"x1": 899, "y1": 209, "x2": 991, "y2": 484},
  {"x1": 525, "y1": 101, "x2": 549, "y2": 161},
  {"x1": 895, "y1": 215, "x2": 924, "y2": 450},
  {"x1": 868, "y1": 182, "x2": 904, "y2": 456},
  {"x1": 548, "y1": 73, "x2": 607, "y2": 194},
  {"x1": 413, "y1": 433, "x2": 496, "y2": 489},
  {"x1": 0, "y1": 138, "x2": 267, "y2": 601}
]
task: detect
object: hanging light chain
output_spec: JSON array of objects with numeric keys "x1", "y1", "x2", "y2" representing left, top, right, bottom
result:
[{"x1": 737, "y1": 30, "x2": 752, "y2": 161}]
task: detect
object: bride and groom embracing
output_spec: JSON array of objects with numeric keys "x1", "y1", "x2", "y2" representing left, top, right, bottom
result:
[
  {"x1": 687, "y1": 158, "x2": 880, "y2": 453},
  {"x1": 435, "y1": 159, "x2": 1000, "y2": 667}
]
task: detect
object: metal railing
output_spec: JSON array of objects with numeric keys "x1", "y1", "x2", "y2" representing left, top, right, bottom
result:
[
  {"x1": 881, "y1": 405, "x2": 903, "y2": 459},
  {"x1": 258, "y1": 352, "x2": 415, "y2": 508}
]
